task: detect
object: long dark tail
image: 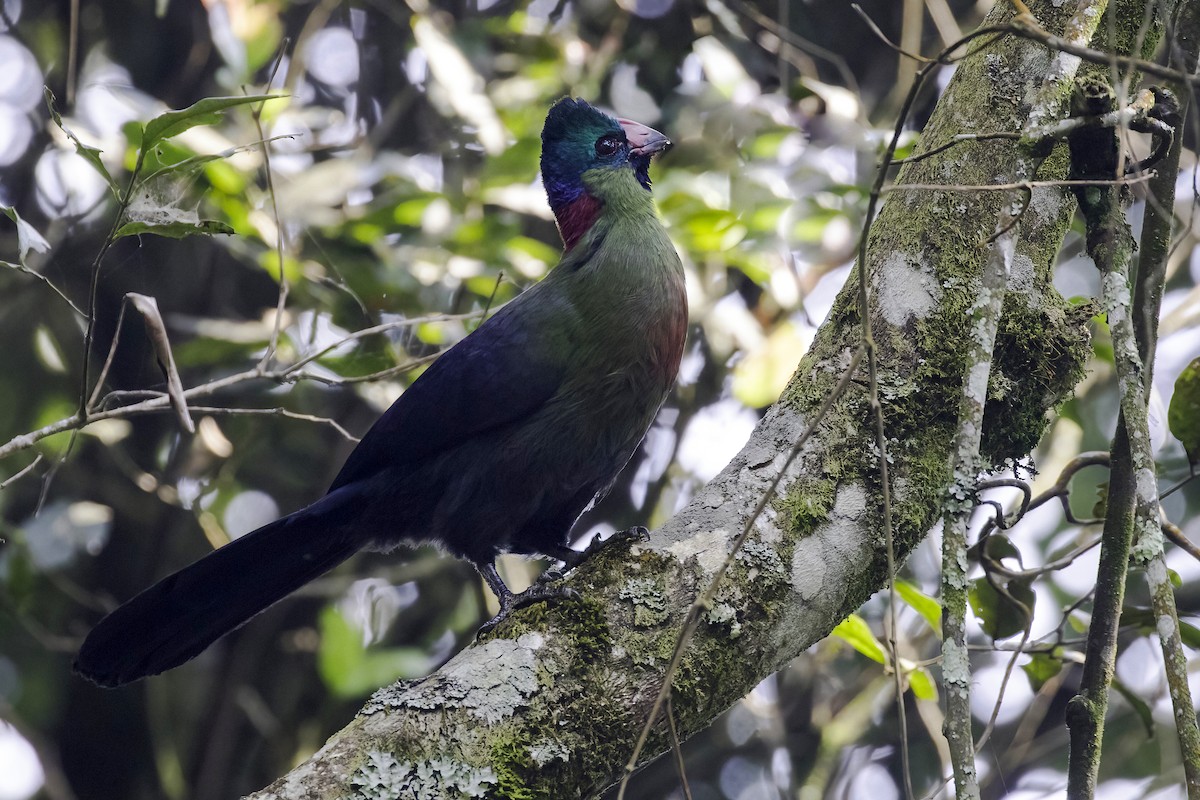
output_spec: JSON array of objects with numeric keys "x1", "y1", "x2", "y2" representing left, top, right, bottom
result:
[{"x1": 74, "y1": 492, "x2": 362, "y2": 687}]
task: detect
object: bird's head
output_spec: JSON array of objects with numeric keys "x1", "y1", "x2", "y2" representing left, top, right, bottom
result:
[{"x1": 540, "y1": 97, "x2": 670, "y2": 250}]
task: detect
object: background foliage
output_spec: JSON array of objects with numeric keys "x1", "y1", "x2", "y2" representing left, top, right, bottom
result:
[{"x1": 0, "y1": 1, "x2": 1198, "y2": 798}]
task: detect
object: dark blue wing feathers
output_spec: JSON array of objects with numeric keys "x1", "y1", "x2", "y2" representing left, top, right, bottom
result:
[{"x1": 328, "y1": 300, "x2": 567, "y2": 491}]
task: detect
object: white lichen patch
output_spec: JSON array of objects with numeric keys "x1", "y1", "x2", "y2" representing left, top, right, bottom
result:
[
  {"x1": 1147, "y1": 557, "x2": 1168, "y2": 585},
  {"x1": 966, "y1": 359, "x2": 991, "y2": 404},
  {"x1": 1135, "y1": 468, "x2": 1158, "y2": 502},
  {"x1": 831, "y1": 482, "x2": 868, "y2": 520},
  {"x1": 1102, "y1": 272, "x2": 1131, "y2": 321},
  {"x1": 666, "y1": 527, "x2": 731, "y2": 576},
  {"x1": 875, "y1": 253, "x2": 938, "y2": 327},
  {"x1": 528, "y1": 738, "x2": 570, "y2": 767},
  {"x1": 1026, "y1": 185, "x2": 1063, "y2": 231},
  {"x1": 791, "y1": 548, "x2": 827, "y2": 603},
  {"x1": 706, "y1": 601, "x2": 742, "y2": 637},
  {"x1": 941, "y1": 638, "x2": 971, "y2": 690},
  {"x1": 393, "y1": 633, "x2": 544, "y2": 723},
  {"x1": 1010, "y1": 252, "x2": 1035, "y2": 296},
  {"x1": 620, "y1": 576, "x2": 669, "y2": 627},
  {"x1": 790, "y1": 483, "x2": 870, "y2": 604},
  {"x1": 349, "y1": 751, "x2": 497, "y2": 799}
]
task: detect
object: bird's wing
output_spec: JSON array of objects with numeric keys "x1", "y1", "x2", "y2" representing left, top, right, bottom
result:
[{"x1": 328, "y1": 299, "x2": 567, "y2": 491}]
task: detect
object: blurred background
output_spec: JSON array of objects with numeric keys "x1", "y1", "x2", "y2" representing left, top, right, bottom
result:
[{"x1": 0, "y1": 0, "x2": 1198, "y2": 798}]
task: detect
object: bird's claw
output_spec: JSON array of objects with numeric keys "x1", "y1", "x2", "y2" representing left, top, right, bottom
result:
[
  {"x1": 536, "y1": 567, "x2": 565, "y2": 584},
  {"x1": 548, "y1": 525, "x2": 650, "y2": 572},
  {"x1": 478, "y1": 581, "x2": 580, "y2": 634},
  {"x1": 583, "y1": 525, "x2": 650, "y2": 557}
]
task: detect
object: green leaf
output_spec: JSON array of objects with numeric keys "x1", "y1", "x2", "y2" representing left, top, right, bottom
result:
[
  {"x1": 317, "y1": 606, "x2": 430, "y2": 699},
  {"x1": 831, "y1": 613, "x2": 887, "y2": 664},
  {"x1": 895, "y1": 579, "x2": 942, "y2": 637},
  {"x1": 968, "y1": 533, "x2": 1024, "y2": 566},
  {"x1": 1067, "y1": 611, "x2": 1090, "y2": 634},
  {"x1": 140, "y1": 152, "x2": 232, "y2": 185},
  {"x1": 1178, "y1": 620, "x2": 1200, "y2": 650},
  {"x1": 44, "y1": 87, "x2": 119, "y2": 196},
  {"x1": 114, "y1": 220, "x2": 235, "y2": 239},
  {"x1": 173, "y1": 336, "x2": 265, "y2": 368},
  {"x1": 969, "y1": 575, "x2": 1035, "y2": 640},
  {"x1": 318, "y1": 350, "x2": 395, "y2": 379},
  {"x1": 907, "y1": 666, "x2": 938, "y2": 701},
  {"x1": 1112, "y1": 677, "x2": 1155, "y2": 739},
  {"x1": 140, "y1": 94, "x2": 279, "y2": 150},
  {"x1": 1168, "y1": 356, "x2": 1200, "y2": 465},
  {"x1": 1022, "y1": 652, "x2": 1064, "y2": 691}
]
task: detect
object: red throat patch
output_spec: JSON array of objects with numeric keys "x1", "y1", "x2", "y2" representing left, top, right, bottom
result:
[{"x1": 555, "y1": 194, "x2": 603, "y2": 251}]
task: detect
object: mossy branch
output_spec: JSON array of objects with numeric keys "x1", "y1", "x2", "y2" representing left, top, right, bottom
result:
[
  {"x1": 941, "y1": 4, "x2": 1108, "y2": 798},
  {"x1": 1128, "y1": 3, "x2": 1200, "y2": 793},
  {"x1": 1061, "y1": 66, "x2": 1194, "y2": 799}
]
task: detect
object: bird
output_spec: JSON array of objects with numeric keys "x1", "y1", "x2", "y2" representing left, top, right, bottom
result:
[{"x1": 73, "y1": 97, "x2": 688, "y2": 688}]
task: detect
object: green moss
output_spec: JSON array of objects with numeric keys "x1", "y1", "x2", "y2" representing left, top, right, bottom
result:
[
  {"x1": 774, "y1": 475, "x2": 838, "y2": 534},
  {"x1": 982, "y1": 297, "x2": 1092, "y2": 462},
  {"x1": 892, "y1": 441, "x2": 953, "y2": 553},
  {"x1": 569, "y1": 691, "x2": 647, "y2": 792},
  {"x1": 482, "y1": 594, "x2": 612, "y2": 668},
  {"x1": 666, "y1": 624, "x2": 762, "y2": 736},
  {"x1": 624, "y1": 624, "x2": 679, "y2": 667},
  {"x1": 485, "y1": 665, "x2": 653, "y2": 798},
  {"x1": 490, "y1": 732, "x2": 546, "y2": 800},
  {"x1": 558, "y1": 596, "x2": 613, "y2": 663}
]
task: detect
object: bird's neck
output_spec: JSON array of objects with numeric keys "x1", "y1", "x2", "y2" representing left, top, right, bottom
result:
[
  {"x1": 549, "y1": 167, "x2": 659, "y2": 252},
  {"x1": 553, "y1": 193, "x2": 603, "y2": 252}
]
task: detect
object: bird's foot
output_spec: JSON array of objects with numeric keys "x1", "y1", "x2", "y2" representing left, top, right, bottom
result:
[
  {"x1": 547, "y1": 526, "x2": 651, "y2": 573},
  {"x1": 591, "y1": 525, "x2": 651, "y2": 554},
  {"x1": 577, "y1": 525, "x2": 650, "y2": 564},
  {"x1": 478, "y1": 580, "x2": 580, "y2": 634}
]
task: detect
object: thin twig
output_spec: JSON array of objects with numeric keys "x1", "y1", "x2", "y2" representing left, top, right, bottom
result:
[
  {"x1": 839, "y1": 18, "x2": 1012, "y2": 799},
  {"x1": 186, "y1": 406, "x2": 359, "y2": 442},
  {"x1": 853, "y1": 4, "x2": 932, "y2": 63},
  {"x1": 665, "y1": 695, "x2": 694, "y2": 800},
  {"x1": 0, "y1": 260, "x2": 87, "y2": 318},
  {"x1": 253, "y1": 42, "x2": 292, "y2": 369},
  {"x1": 86, "y1": 298, "x2": 129, "y2": 411},
  {"x1": 0, "y1": 306, "x2": 489, "y2": 461},
  {"x1": 1065, "y1": 62, "x2": 1164, "y2": 798},
  {"x1": 886, "y1": 174, "x2": 1154, "y2": 193},
  {"x1": 888, "y1": 133, "x2": 1020, "y2": 166},
  {"x1": 0, "y1": 454, "x2": 43, "y2": 491},
  {"x1": 1006, "y1": 14, "x2": 1200, "y2": 88},
  {"x1": 972, "y1": 566, "x2": 1033, "y2": 754}
]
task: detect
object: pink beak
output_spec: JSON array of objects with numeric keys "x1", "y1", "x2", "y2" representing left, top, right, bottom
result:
[{"x1": 619, "y1": 118, "x2": 671, "y2": 157}]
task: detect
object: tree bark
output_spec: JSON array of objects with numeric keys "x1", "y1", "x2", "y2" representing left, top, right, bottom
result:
[{"x1": 245, "y1": 2, "x2": 1160, "y2": 797}]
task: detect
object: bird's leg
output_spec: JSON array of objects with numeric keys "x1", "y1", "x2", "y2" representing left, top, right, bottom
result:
[{"x1": 476, "y1": 561, "x2": 579, "y2": 633}]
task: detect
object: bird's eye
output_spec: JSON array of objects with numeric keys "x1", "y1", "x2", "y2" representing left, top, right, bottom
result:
[{"x1": 595, "y1": 134, "x2": 622, "y2": 157}]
